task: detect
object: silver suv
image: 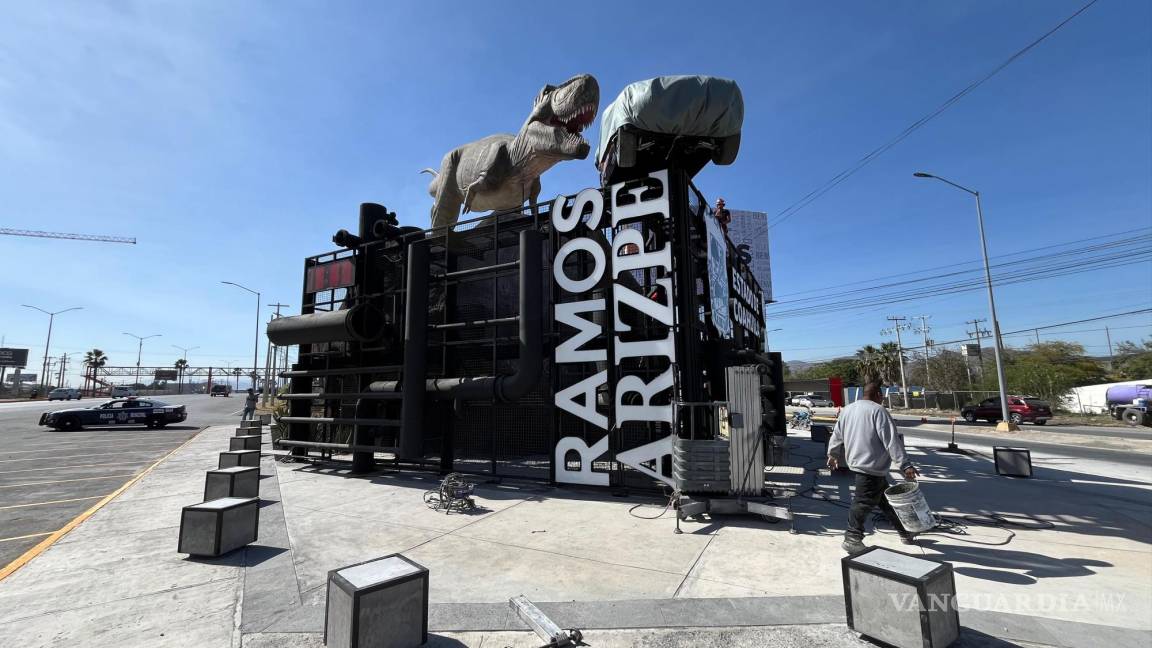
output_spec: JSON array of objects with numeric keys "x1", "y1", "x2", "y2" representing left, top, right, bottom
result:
[{"x1": 48, "y1": 388, "x2": 82, "y2": 401}]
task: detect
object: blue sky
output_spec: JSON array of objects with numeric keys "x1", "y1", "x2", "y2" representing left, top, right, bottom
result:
[{"x1": 1, "y1": 1, "x2": 1149, "y2": 385}]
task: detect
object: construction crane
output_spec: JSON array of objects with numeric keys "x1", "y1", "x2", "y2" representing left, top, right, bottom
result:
[{"x1": 0, "y1": 228, "x2": 135, "y2": 244}]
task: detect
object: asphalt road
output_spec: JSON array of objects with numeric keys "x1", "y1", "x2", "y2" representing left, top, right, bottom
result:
[{"x1": 0, "y1": 394, "x2": 242, "y2": 570}]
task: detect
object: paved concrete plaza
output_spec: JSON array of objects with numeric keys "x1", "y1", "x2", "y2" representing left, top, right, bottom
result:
[{"x1": 0, "y1": 422, "x2": 1148, "y2": 647}]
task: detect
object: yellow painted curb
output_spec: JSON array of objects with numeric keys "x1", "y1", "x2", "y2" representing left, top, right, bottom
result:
[{"x1": 0, "y1": 428, "x2": 206, "y2": 583}]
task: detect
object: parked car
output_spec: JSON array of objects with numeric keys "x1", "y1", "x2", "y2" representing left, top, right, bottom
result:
[
  {"x1": 110, "y1": 386, "x2": 137, "y2": 397},
  {"x1": 39, "y1": 397, "x2": 187, "y2": 431},
  {"x1": 960, "y1": 396, "x2": 1052, "y2": 425},
  {"x1": 47, "y1": 388, "x2": 82, "y2": 401},
  {"x1": 210, "y1": 384, "x2": 231, "y2": 397},
  {"x1": 790, "y1": 394, "x2": 833, "y2": 407}
]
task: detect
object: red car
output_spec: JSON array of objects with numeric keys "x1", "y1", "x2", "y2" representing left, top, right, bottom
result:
[{"x1": 961, "y1": 396, "x2": 1052, "y2": 425}]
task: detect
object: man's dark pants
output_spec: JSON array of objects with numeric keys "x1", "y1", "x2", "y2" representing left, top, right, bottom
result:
[{"x1": 847, "y1": 471, "x2": 911, "y2": 541}]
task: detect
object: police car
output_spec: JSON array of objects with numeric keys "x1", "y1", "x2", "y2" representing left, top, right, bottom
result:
[{"x1": 38, "y1": 397, "x2": 188, "y2": 431}]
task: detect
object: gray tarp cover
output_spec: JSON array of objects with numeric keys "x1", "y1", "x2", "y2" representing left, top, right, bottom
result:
[{"x1": 595, "y1": 75, "x2": 744, "y2": 165}]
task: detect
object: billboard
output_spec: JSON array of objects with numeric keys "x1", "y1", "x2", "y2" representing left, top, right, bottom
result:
[
  {"x1": 5, "y1": 372, "x2": 37, "y2": 383},
  {"x1": 961, "y1": 344, "x2": 981, "y2": 357},
  {"x1": 154, "y1": 369, "x2": 179, "y2": 381},
  {"x1": 704, "y1": 209, "x2": 733, "y2": 339},
  {"x1": 0, "y1": 348, "x2": 29, "y2": 368},
  {"x1": 724, "y1": 209, "x2": 773, "y2": 303}
]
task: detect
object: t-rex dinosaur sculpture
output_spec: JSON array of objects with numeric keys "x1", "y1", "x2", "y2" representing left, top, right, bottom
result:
[{"x1": 422, "y1": 74, "x2": 599, "y2": 230}]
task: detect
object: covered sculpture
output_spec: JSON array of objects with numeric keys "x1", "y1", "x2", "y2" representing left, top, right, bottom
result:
[{"x1": 596, "y1": 75, "x2": 744, "y2": 185}]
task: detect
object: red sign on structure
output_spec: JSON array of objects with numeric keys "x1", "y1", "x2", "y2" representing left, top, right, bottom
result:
[{"x1": 306, "y1": 258, "x2": 355, "y2": 293}]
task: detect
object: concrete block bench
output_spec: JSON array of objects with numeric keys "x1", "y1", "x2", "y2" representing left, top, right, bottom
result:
[
  {"x1": 325, "y1": 554, "x2": 429, "y2": 648},
  {"x1": 230, "y1": 434, "x2": 263, "y2": 451},
  {"x1": 219, "y1": 449, "x2": 260, "y2": 468},
  {"x1": 204, "y1": 466, "x2": 259, "y2": 500},
  {"x1": 842, "y1": 547, "x2": 958, "y2": 648},
  {"x1": 178, "y1": 497, "x2": 259, "y2": 557}
]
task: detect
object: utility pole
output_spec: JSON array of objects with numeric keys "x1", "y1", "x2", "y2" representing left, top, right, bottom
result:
[
  {"x1": 966, "y1": 318, "x2": 990, "y2": 374},
  {"x1": 1105, "y1": 326, "x2": 1115, "y2": 371},
  {"x1": 1033, "y1": 329, "x2": 1041, "y2": 346},
  {"x1": 883, "y1": 317, "x2": 910, "y2": 408},
  {"x1": 264, "y1": 303, "x2": 289, "y2": 405},
  {"x1": 914, "y1": 315, "x2": 932, "y2": 388},
  {"x1": 960, "y1": 344, "x2": 974, "y2": 390},
  {"x1": 58, "y1": 353, "x2": 66, "y2": 388}
]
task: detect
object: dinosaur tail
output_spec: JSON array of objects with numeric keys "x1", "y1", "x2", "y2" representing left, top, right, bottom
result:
[{"x1": 419, "y1": 168, "x2": 438, "y2": 177}]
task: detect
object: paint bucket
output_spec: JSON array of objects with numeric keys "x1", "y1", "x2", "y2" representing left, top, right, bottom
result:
[{"x1": 884, "y1": 481, "x2": 935, "y2": 533}]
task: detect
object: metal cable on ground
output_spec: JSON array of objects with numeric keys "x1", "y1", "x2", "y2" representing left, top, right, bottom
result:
[{"x1": 628, "y1": 486, "x2": 681, "y2": 520}]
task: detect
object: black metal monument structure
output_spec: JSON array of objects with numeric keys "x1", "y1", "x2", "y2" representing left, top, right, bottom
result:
[{"x1": 268, "y1": 160, "x2": 785, "y2": 493}]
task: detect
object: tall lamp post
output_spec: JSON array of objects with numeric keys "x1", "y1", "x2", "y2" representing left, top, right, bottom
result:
[
  {"x1": 222, "y1": 281, "x2": 261, "y2": 395},
  {"x1": 913, "y1": 172, "x2": 1016, "y2": 430},
  {"x1": 172, "y1": 344, "x2": 200, "y2": 394},
  {"x1": 123, "y1": 332, "x2": 161, "y2": 390},
  {"x1": 22, "y1": 305, "x2": 83, "y2": 392}
]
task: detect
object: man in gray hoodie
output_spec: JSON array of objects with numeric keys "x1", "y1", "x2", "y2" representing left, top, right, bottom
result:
[{"x1": 827, "y1": 382, "x2": 920, "y2": 554}]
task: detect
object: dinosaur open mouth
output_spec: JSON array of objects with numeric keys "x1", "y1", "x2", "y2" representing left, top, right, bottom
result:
[{"x1": 549, "y1": 103, "x2": 597, "y2": 135}]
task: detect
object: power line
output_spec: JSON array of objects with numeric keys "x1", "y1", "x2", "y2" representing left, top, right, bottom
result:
[
  {"x1": 772, "y1": 232, "x2": 1150, "y2": 307},
  {"x1": 768, "y1": 242, "x2": 1151, "y2": 319},
  {"x1": 773, "y1": 226, "x2": 1150, "y2": 300},
  {"x1": 901, "y1": 309, "x2": 1152, "y2": 353},
  {"x1": 785, "y1": 310, "x2": 1150, "y2": 362},
  {"x1": 766, "y1": 0, "x2": 1100, "y2": 230}
]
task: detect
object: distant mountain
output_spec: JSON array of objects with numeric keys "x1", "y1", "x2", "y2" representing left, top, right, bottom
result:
[{"x1": 787, "y1": 360, "x2": 816, "y2": 374}]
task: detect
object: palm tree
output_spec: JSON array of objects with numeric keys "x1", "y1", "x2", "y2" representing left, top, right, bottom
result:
[
  {"x1": 878, "y1": 342, "x2": 904, "y2": 386},
  {"x1": 83, "y1": 349, "x2": 108, "y2": 394},
  {"x1": 174, "y1": 358, "x2": 189, "y2": 394},
  {"x1": 232, "y1": 367, "x2": 242, "y2": 390},
  {"x1": 855, "y1": 345, "x2": 881, "y2": 384}
]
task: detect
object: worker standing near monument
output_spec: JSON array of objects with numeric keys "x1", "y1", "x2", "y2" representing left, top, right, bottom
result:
[{"x1": 827, "y1": 382, "x2": 919, "y2": 554}]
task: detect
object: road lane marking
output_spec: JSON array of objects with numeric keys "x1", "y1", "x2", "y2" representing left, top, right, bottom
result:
[
  {"x1": 0, "y1": 427, "x2": 205, "y2": 582},
  {"x1": 0, "y1": 474, "x2": 138, "y2": 489},
  {"x1": 0, "y1": 460, "x2": 151, "y2": 475},
  {"x1": 0, "y1": 496, "x2": 105, "y2": 510},
  {"x1": 0, "y1": 532, "x2": 53, "y2": 543},
  {"x1": 0, "y1": 447, "x2": 182, "y2": 462}
]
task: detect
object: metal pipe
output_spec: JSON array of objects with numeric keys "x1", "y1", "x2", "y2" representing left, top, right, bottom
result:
[
  {"x1": 399, "y1": 239, "x2": 430, "y2": 459},
  {"x1": 430, "y1": 316, "x2": 518, "y2": 330},
  {"x1": 266, "y1": 306, "x2": 382, "y2": 346},
  {"x1": 280, "y1": 364, "x2": 401, "y2": 378},
  {"x1": 275, "y1": 439, "x2": 398, "y2": 454},
  {"x1": 278, "y1": 392, "x2": 404, "y2": 400},
  {"x1": 352, "y1": 398, "x2": 375, "y2": 472},
  {"x1": 277, "y1": 416, "x2": 400, "y2": 426},
  {"x1": 439, "y1": 260, "x2": 518, "y2": 279}
]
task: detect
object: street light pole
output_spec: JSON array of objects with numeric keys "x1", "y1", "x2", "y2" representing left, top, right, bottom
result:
[
  {"x1": 22, "y1": 305, "x2": 82, "y2": 392},
  {"x1": 172, "y1": 344, "x2": 200, "y2": 394},
  {"x1": 123, "y1": 332, "x2": 161, "y2": 391},
  {"x1": 222, "y1": 281, "x2": 261, "y2": 395},
  {"x1": 914, "y1": 172, "x2": 1015, "y2": 430}
]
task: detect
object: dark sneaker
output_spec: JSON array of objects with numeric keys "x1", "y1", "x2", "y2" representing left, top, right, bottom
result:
[
  {"x1": 842, "y1": 538, "x2": 868, "y2": 555},
  {"x1": 900, "y1": 535, "x2": 917, "y2": 545}
]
